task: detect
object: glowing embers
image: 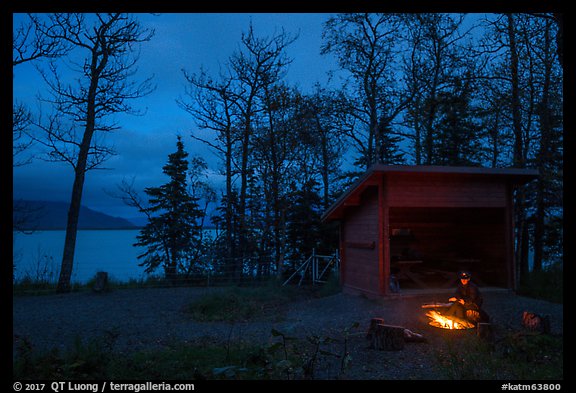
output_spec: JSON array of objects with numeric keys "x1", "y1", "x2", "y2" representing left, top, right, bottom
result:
[{"x1": 425, "y1": 310, "x2": 475, "y2": 330}]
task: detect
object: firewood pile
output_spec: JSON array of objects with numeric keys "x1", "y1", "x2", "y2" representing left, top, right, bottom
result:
[
  {"x1": 366, "y1": 317, "x2": 426, "y2": 351},
  {"x1": 522, "y1": 311, "x2": 551, "y2": 334}
]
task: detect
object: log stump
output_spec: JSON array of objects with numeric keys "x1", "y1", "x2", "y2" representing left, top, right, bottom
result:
[
  {"x1": 93, "y1": 271, "x2": 109, "y2": 293},
  {"x1": 477, "y1": 322, "x2": 493, "y2": 340},
  {"x1": 366, "y1": 318, "x2": 385, "y2": 340},
  {"x1": 369, "y1": 324, "x2": 405, "y2": 351}
]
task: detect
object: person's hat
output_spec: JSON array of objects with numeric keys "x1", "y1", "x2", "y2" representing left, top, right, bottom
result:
[{"x1": 459, "y1": 271, "x2": 471, "y2": 279}]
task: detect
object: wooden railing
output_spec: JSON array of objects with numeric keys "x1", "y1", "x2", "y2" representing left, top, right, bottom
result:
[{"x1": 282, "y1": 249, "x2": 340, "y2": 286}]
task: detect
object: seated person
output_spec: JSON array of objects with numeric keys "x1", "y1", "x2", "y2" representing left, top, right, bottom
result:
[{"x1": 446, "y1": 271, "x2": 489, "y2": 324}]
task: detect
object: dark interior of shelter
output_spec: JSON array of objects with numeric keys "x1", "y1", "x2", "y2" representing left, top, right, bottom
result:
[{"x1": 388, "y1": 207, "x2": 508, "y2": 289}]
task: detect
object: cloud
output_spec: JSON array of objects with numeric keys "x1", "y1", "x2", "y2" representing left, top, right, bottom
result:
[{"x1": 12, "y1": 13, "x2": 335, "y2": 219}]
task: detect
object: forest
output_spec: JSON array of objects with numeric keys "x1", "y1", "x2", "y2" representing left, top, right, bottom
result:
[{"x1": 12, "y1": 13, "x2": 563, "y2": 292}]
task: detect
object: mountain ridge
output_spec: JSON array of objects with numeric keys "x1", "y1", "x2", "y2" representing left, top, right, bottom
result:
[{"x1": 13, "y1": 200, "x2": 138, "y2": 230}]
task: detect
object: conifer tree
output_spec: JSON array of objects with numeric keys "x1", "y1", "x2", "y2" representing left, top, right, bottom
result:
[
  {"x1": 135, "y1": 136, "x2": 204, "y2": 282},
  {"x1": 433, "y1": 76, "x2": 482, "y2": 166}
]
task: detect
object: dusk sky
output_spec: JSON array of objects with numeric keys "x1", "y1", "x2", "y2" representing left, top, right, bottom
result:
[{"x1": 12, "y1": 13, "x2": 344, "y2": 222}]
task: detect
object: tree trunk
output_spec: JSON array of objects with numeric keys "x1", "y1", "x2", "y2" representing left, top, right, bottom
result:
[
  {"x1": 45, "y1": 14, "x2": 150, "y2": 293},
  {"x1": 237, "y1": 106, "x2": 252, "y2": 281},
  {"x1": 57, "y1": 97, "x2": 97, "y2": 292},
  {"x1": 533, "y1": 18, "x2": 554, "y2": 273},
  {"x1": 507, "y1": 14, "x2": 525, "y2": 169},
  {"x1": 506, "y1": 14, "x2": 530, "y2": 284},
  {"x1": 225, "y1": 130, "x2": 235, "y2": 270},
  {"x1": 318, "y1": 121, "x2": 331, "y2": 209},
  {"x1": 57, "y1": 168, "x2": 86, "y2": 292}
]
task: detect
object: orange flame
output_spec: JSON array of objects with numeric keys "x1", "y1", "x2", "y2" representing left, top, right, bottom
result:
[{"x1": 425, "y1": 310, "x2": 474, "y2": 330}]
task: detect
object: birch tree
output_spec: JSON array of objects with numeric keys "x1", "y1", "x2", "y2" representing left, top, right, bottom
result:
[
  {"x1": 30, "y1": 13, "x2": 154, "y2": 292},
  {"x1": 322, "y1": 13, "x2": 408, "y2": 169}
]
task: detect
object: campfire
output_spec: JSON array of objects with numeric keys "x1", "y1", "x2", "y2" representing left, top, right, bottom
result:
[
  {"x1": 425, "y1": 310, "x2": 475, "y2": 330},
  {"x1": 421, "y1": 302, "x2": 475, "y2": 330}
]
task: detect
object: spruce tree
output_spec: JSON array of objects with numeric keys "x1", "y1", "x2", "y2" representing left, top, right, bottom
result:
[
  {"x1": 433, "y1": 76, "x2": 482, "y2": 166},
  {"x1": 285, "y1": 179, "x2": 323, "y2": 268},
  {"x1": 135, "y1": 136, "x2": 204, "y2": 282}
]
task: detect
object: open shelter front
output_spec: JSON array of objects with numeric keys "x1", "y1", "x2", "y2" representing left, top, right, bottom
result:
[{"x1": 322, "y1": 165, "x2": 538, "y2": 297}]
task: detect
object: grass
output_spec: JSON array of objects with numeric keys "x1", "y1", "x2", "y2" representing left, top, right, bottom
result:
[
  {"x1": 14, "y1": 334, "x2": 116, "y2": 380},
  {"x1": 13, "y1": 330, "x2": 320, "y2": 380},
  {"x1": 13, "y1": 273, "x2": 206, "y2": 295},
  {"x1": 434, "y1": 329, "x2": 563, "y2": 380},
  {"x1": 184, "y1": 281, "x2": 311, "y2": 322},
  {"x1": 15, "y1": 324, "x2": 562, "y2": 380},
  {"x1": 111, "y1": 340, "x2": 278, "y2": 380},
  {"x1": 12, "y1": 278, "x2": 85, "y2": 295},
  {"x1": 14, "y1": 335, "x2": 285, "y2": 380}
]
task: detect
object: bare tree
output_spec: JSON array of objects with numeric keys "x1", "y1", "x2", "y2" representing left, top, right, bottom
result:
[
  {"x1": 322, "y1": 13, "x2": 409, "y2": 169},
  {"x1": 401, "y1": 13, "x2": 476, "y2": 165},
  {"x1": 522, "y1": 16, "x2": 563, "y2": 272},
  {"x1": 13, "y1": 14, "x2": 77, "y2": 166},
  {"x1": 12, "y1": 102, "x2": 34, "y2": 167},
  {"x1": 253, "y1": 83, "x2": 304, "y2": 277},
  {"x1": 13, "y1": 13, "x2": 75, "y2": 67},
  {"x1": 526, "y1": 13, "x2": 563, "y2": 70},
  {"x1": 478, "y1": 13, "x2": 563, "y2": 284},
  {"x1": 30, "y1": 13, "x2": 155, "y2": 292},
  {"x1": 181, "y1": 23, "x2": 296, "y2": 279},
  {"x1": 13, "y1": 14, "x2": 78, "y2": 234},
  {"x1": 295, "y1": 85, "x2": 346, "y2": 209},
  {"x1": 227, "y1": 24, "x2": 296, "y2": 277},
  {"x1": 178, "y1": 70, "x2": 239, "y2": 266}
]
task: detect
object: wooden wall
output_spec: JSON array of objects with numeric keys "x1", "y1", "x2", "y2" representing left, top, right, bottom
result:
[
  {"x1": 386, "y1": 174, "x2": 507, "y2": 208},
  {"x1": 341, "y1": 187, "x2": 381, "y2": 296}
]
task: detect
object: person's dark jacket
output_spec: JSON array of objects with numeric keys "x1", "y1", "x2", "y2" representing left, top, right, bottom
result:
[{"x1": 454, "y1": 281, "x2": 483, "y2": 311}]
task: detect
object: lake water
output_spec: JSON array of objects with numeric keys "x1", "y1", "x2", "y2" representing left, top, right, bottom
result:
[{"x1": 12, "y1": 229, "x2": 216, "y2": 284}]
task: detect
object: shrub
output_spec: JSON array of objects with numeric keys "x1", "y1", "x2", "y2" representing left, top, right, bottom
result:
[{"x1": 518, "y1": 263, "x2": 563, "y2": 304}]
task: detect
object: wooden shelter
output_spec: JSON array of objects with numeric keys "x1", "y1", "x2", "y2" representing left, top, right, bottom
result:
[{"x1": 322, "y1": 165, "x2": 538, "y2": 297}]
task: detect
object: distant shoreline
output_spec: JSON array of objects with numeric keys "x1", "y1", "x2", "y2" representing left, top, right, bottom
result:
[
  {"x1": 13, "y1": 227, "x2": 218, "y2": 232},
  {"x1": 14, "y1": 227, "x2": 140, "y2": 231}
]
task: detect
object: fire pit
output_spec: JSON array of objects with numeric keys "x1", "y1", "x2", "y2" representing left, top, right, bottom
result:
[
  {"x1": 425, "y1": 310, "x2": 475, "y2": 330},
  {"x1": 422, "y1": 302, "x2": 475, "y2": 330}
]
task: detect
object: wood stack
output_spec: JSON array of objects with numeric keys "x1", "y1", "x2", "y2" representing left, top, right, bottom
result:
[
  {"x1": 366, "y1": 318, "x2": 426, "y2": 351},
  {"x1": 522, "y1": 311, "x2": 551, "y2": 334}
]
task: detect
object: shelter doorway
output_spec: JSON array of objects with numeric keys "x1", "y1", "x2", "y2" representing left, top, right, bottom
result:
[{"x1": 388, "y1": 207, "x2": 508, "y2": 289}]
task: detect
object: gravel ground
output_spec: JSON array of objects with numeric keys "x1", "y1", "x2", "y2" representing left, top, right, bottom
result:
[{"x1": 13, "y1": 286, "x2": 563, "y2": 380}]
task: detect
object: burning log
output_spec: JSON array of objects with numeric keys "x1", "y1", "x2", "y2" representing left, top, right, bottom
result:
[
  {"x1": 421, "y1": 302, "x2": 454, "y2": 309},
  {"x1": 425, "y1": 310, "x2": 475, "y2": 330}
]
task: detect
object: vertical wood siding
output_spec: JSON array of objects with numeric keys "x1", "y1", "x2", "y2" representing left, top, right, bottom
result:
[
  {"x1": 386, "y1": 174, "x2": 507, "y2": 208},
  {"x1": 341, "y1": 187, "x2": 380, "y2": 295}
]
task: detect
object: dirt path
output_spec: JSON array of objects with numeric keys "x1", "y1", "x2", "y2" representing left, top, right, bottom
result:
[{"x1": 13, "y1": 287, "x2": 563, "y2": 379}]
